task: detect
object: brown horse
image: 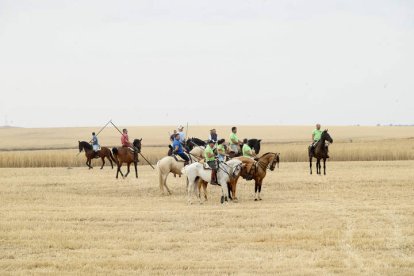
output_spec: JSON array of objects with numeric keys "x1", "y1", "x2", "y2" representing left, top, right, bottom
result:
[
  {"x1": 112, "y1": 139, "x2": 142, "y2": 179},
  {"x1": 233, "y1": 152, "x2": 280, "y2": 201},
  {"x1": 78, "y1": 141, "x2": 116, "y2": 169},
  {"x1": 308, "y1": 130, "x2": 333, "y2": 175}
]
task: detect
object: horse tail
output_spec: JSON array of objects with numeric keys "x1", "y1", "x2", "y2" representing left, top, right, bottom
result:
[{"x1": 109, "y1": 149, "x2": 117, "y2": 164}]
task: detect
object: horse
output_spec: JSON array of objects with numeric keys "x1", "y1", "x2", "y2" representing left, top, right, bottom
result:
[
  {"x1": 185, "y1": 137, "x2": 207, "y2": 151},
  {"x1": 229, "y1": 139, "x2": 262, "y2": 158},
  {"x1": 234, "y1": 152, "x2": 280, "y2": 201},
  {"x1": 112, "y1": 139, "x2": 142, "y2": 179},
  {"x1": 78, "y1": 141, "x2": 116, "y2": 169},
  {"x1": 156, "y1": 147, "x2": 205, "y2": 195},
  {"x1": 308, "y1": 130, "x2": 333, "y2": 175},
  {"x1": 184, "y1": 159, "x2": 243, "y2": 205}
]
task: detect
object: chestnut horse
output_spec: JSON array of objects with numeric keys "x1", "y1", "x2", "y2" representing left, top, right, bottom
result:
[
  {"x1": 234, "y1": 152, "x2": 280, "y2": 201},
  {"x1": 308, "y1": 130, "x2": 333, "y2": 175},
  {"x1": 78, "y1": 141, "x2": 116, "y2": 169},
  {"x1": 112, "y1": 139, "x2": 142, "y2": 179}
]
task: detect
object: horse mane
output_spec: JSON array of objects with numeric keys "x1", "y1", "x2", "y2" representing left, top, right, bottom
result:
[
  {"x1": 259, "y1": 152, "x2": 277, "y2": 158},
  {"x1": 79, "y1": 141, "x2": 92, "y2": 150}
]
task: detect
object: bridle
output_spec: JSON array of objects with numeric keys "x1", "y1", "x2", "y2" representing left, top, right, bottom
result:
[{"x1": 256, "y1": 153, "x2": 279, "y2": 171}]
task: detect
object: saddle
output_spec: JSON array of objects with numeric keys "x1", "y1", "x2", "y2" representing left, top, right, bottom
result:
[{"x1": 172, "y1": 154, "x2": 189, "y2": 163}]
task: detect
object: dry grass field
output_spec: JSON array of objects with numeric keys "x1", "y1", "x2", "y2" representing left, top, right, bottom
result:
[
  {"x1": 1, "y1": 161, "x2": 414, "y2": 274},
  {"x1": 1, "y1": 125, "x2": 414, "y2": 168}
]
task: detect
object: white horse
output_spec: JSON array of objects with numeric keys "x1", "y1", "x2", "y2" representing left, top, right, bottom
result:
[
  {"x1": 184, "y1": 159, "x2": 243, "y2": 204},
  {"x1": 156, "y1": 147, "x2": 204, "y2": 195}
]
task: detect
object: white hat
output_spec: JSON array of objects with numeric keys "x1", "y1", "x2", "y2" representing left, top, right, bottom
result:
[{"x1": 178, "y1": 125, "x2": 184, "y2": 130}]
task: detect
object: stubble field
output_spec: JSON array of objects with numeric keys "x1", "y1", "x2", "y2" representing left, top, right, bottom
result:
[{"x1": 1, "y1": 161, "x2": 413, "y2": 274}]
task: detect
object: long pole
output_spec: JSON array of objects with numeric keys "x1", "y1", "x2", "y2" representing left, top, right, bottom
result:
[
  {"x1": 110, "y1": 121, "x2": 155, "y2": 169},
  {"x1": 76, "y1": 119, "x2": 112, "y2": 156}
]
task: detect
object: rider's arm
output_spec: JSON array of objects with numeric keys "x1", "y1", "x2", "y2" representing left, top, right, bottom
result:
[{"x1": 312, "y1": 133, "x2": 315, "y2": 141}]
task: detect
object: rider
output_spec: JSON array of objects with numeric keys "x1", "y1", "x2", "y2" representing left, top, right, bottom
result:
[
  {"x1": 91, "y1": 132, "x2": 100, "y2": 157},
  {"x1": 310, "y1": 123, "x2": 329, "y2": 157},
  {"x1": 216, "y1": 139, "x2": 226, "y2": 162},
  {"x1": 208, "y1": 128, "x2": 219, "y2": 143},
  {"x1": 172, "y1": 133, "x2": 189, "y2": 166},
  {"x1": 177, "y1": 125, "x2": 186, "y2": 143},
  {"x1": 229, "y1": 127, "x2": 242, "y2": 155},
  {"x1": 170, "y1": 129, "x2": 177, "y2": 142},
  {"x1": 205, "y1": 140, "x2": 218, "y2": 184},
  {"x1": 242, "y1": 138, "x2": 256, "y2": 180},
  {"x1": 242, "y1": 138, "x2": 256, "y2": 158},
  {"x1": 121, "y1": 128, "x2": 138, "y2": 161}
]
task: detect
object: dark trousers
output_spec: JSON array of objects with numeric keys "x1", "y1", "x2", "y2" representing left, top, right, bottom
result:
[{"x1": 177, "y1": 152, "x2": 189, "y2": 162}]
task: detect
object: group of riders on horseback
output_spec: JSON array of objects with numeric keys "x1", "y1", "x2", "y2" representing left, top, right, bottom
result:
[
  {"x1": 91, "y1": 128, "x2": 139, "y2": 161},
  {"x1": 81, "y1": 123, "x2": 331, "y2": 182}
]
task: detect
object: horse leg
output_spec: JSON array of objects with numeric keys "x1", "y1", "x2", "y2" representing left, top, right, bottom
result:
[
  {"x1": 323, "y1": 158, "x2": 326, "y2": 175},
  {"x1": 220, "y1": 179, "x2": 229, "y2": 204},
  {"x1": 203, "y1": 181, "x2": 208, "y2": 201},
  {"x1": 87, "y1": 158, "x2": 93, "y2": 169},
  {"x1": 125, "y1": 163, "x2": 130, "y2": 178},
  {"x1": 227, "y1": 182, "x2": 233, "y2": 201},
  {"x1": 319, "y1": 159, "x2": 322, "y2": 175},
  {"x1": 164, "y1": 176, "x2": 172, "y2": 195},
  {"x1": 254, "y1": 181, "x2": 259, "y2": 201},
  {"x1": 116, "y1": 162, "x2": 124, "y2": 179},
  {"x1": 116, "y1": 164, "x2": 120, "y2": 179},
  {"x1": 134, "y1": 161, "x2": 138, "y2": 178},
  {"x1": 100, "y1": 157, "x2": 105, "y2": 169},
  {"x1": 258, "y1": 180, "x2": 263, "y2": 201},
  {"x1": 317, "y1": 159, "x2": 321, "y2": 175},
  {"x1": 309, "y1": 156, "x2": 312, "y2": 175},
  {"x1": 187, "y1": 178, "x2": 195, "y2": 205},
  {"x1": 108, "y1": 156, "x2": 114, "y2": 169}
]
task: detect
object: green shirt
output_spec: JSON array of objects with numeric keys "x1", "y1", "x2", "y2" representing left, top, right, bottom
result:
[
  {"x1": 204, "y1": 145, "x2": 215, "y2": 161},
  {"x1": 229, "y1": 133, "x2": 239, "y2": 145},
  {"x1": 313, "y1": 129, "x2": 322, "y2": 141},
  {"x1": 242, "y1": 144, "x2": 253, "y2": 157},
  {"x1": 217, "y1": 144, "x2": 225, "y2": 155}
]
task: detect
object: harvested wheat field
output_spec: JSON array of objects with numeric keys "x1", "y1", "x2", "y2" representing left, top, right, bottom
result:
[{"x1": 1, "y1": 161, "x2": 413, "y2": 274}]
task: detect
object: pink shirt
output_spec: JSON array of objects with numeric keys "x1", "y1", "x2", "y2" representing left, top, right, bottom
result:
[{"x1": 121, "y1": 133, "x2": 129, "y2": 146}]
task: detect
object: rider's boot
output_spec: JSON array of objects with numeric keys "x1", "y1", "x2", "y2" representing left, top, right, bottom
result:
[{"x1": 211, "y1": 170, "x2": 218, "y2": 185}]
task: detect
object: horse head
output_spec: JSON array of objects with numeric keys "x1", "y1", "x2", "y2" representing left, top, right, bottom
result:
[
  {"x1": 229, "y1": 160, "x2": 243, "y2": 179},
  {"x1": 269, "y1": 153, "x2": 280, "y2": 171},
  {"x1": 78, "y1": 141, "x2": 91, "y2": 152},
  {"x1": 133, "y1": 138, "x2": 142, "y2": 153},
  {"x1": 322, "y1": 130, "x2": 333, "y2": 144}
]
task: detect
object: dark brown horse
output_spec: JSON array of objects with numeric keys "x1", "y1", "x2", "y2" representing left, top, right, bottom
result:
[
  {"x1": 112, "y1": 139, "x2": 142, "y2": 179},
  {"x1": 308, "y1": 130, "x2": 333, "y2": 175},
  {"x1": 233, "y1": 152, "x2": 280, "y2": 201},
  {"x1": 78, "y1": 141, "x2": 116, "y2": 169}
]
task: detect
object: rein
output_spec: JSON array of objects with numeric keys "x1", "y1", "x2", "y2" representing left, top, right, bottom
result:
[{"x1": 256, "y1": 153, "x2": 278, "y2": 171}]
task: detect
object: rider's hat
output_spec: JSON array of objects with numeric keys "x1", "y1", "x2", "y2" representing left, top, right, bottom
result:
[
  {"x1": 178, "y1": 125, "x2": 184, "y2": 130},
  {"x1": 208, "y1": 139, "x2": 215, "y2": 144}
]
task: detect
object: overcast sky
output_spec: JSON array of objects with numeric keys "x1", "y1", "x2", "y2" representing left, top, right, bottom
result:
[{"x1": 0, "y1": 0, "x2": 413, "y2": 127}]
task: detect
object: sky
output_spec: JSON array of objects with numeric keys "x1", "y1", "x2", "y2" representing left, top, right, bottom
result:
[{"x1": 0, "y1": 0, "x2": 413, "y2": 127}]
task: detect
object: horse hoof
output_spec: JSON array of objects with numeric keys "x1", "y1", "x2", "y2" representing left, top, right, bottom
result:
[
  {"x1": 259, "y1": 198, "x2": 262, "y2": 201},
  {"x1": 221, "y1": 196, "x2": 225, "y2": 204},
  {"x1": 254, "y1": 198, "x2": 258, "y2": 201}
]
